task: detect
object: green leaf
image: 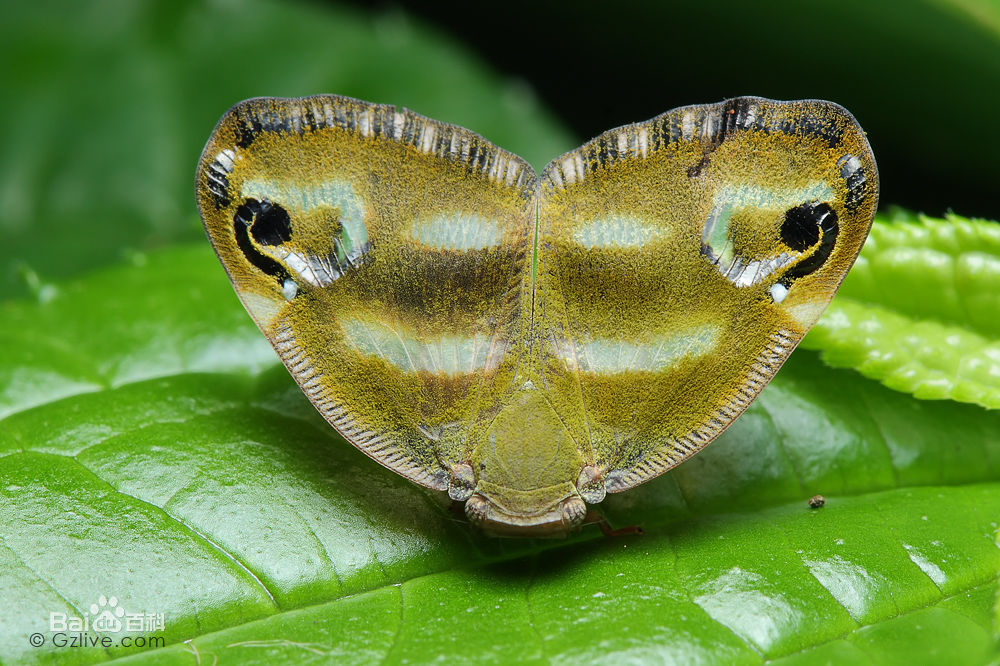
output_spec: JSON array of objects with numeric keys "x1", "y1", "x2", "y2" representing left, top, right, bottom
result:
[
  {"x1": 804, "y1": 212, "x2": 1000, "y2": 409},
  {"x1": 0, "y1": 0, "x2": 574, "y2": 299},
  {"x1": 2, "y1": 245, "x2": 999, "y2": 665}
]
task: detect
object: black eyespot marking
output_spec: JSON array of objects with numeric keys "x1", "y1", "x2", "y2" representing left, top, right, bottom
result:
[
  {"x1": 235, "y1": 198, "x2": 292, "y2": 246},
  {"x1": 780, "y1": 202, "x2": 839, "y2": 285},
  {"x1": 781, "y1": 204, "x2": 823, "y2": 251},
  {"x1": 250, "y1": 202, "x2": 292, "y2": 246},
  {"x1": 233, "y1": 198, "x2": 290, "y2": 284}
]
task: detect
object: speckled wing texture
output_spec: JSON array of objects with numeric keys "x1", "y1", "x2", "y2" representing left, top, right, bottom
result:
[
  {"x1": 195, "y1": 96, "x2": 535, "y2": 491},
  {"x1": 536, "y1": 97, "x2": 878, "y2": 492}
]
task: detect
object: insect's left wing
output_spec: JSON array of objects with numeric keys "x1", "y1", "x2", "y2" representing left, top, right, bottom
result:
[
  {"x1": 196, "y1": 96, "x2": 536, "y2": 490},
  {"x1": 535, "y1": 97, "x2": 878, "y2": 492}
]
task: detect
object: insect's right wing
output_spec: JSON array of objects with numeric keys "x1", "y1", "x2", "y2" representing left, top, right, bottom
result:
[{"x1": 535, "y1": 97, "x2": 878, "y2": 492}]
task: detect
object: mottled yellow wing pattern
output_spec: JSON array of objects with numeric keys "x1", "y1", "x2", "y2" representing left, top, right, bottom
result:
[
  {"x1": 197, "y1": 95, "x2": 877, "y2": 535},
  {"x1": 196, "y1": 96, "x2": 536, "y2": 491},
  {"x1": 536, "y1": 97, "x2": 878, "y2": 492}
]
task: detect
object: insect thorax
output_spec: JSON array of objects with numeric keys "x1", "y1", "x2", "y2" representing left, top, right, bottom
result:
[{"x1": 461, "y1": 380, "x2": 592, "y2": 536}]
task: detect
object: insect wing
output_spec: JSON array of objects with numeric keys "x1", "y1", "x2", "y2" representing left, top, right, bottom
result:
[
  {"x1": 535, "y1": 97, "x2": 878, "y2": 492},
  {"x1": 196, "y1": 96, "x2": 536, "y2": 490}
]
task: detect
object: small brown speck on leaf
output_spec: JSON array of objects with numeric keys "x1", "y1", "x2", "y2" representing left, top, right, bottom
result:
[{"x1": 808, "y1": 494, "x2": 826, "y2": 509}]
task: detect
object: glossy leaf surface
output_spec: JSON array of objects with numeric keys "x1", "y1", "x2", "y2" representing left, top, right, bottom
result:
[
  {"x1": 1, "y1": 238, "x2": 998, "y2": 665},
  {"x1": 804, "y1": 211, "x2": 1000, "y2": 408}
]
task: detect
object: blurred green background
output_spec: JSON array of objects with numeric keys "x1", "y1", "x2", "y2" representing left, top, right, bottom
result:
[
  {"x1": 0, "y1": 0, "x2": 997, "y2": 300},
  {"x1": 403, "y1": 0, "x2": 1000, "y2": 219}
]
